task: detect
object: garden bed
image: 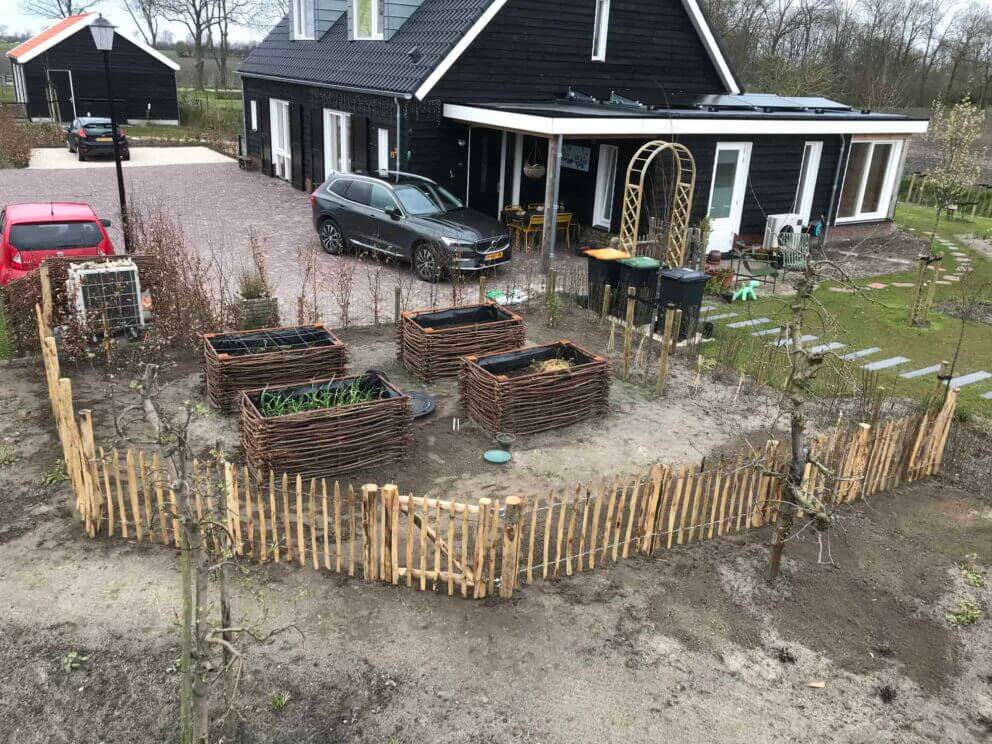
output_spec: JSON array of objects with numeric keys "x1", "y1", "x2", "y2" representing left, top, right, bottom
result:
[
  {"x1": 240, "y1": 371, "x2": 412, "y2": 479},
  {"x1": 459, "y1": 341, "x2": 609, "y2": 434},
  {"x1": 397, "y1": 302, "x2": 526, "y2": 382},
  {"x1": 203, "y1": 325, "x2": 348, "y2": 411}
]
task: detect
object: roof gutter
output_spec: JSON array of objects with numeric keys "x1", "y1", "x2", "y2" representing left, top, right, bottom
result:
[{"x1": 237, "y1": 71, "x2": 413, "y2": 100}]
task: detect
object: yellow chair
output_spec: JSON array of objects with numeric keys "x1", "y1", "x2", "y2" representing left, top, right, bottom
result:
[
  {"x1": 518, "y1": 213, "x2": 545, "y2": 252},
  {"x1": 556, "y1": 212, "x2": 573, "y2": 250}
]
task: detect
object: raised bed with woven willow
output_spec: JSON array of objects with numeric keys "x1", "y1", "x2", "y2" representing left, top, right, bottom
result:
[
  {"x1": 459, "y1": 341, "x2": 609, "y2": 435},
  {"x1": 203, "y1": 325, "x2": 348, "y2": 411},
  {"x1": 397, "y1": 302, "x2": 525, "y2": 382},
  {"x1": 241, "y1": 372, "x2": 413, "y2": 480}
]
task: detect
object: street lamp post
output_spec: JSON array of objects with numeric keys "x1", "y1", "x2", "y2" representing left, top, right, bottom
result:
[{"x1": 90, "y1": 16, "x2": 131, "y2": 253}]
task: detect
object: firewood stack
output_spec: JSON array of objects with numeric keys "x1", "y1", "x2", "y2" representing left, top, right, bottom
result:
[
  {"x1": 397, "y1": 302, "x2": 525, "y2": 382},
  {"x1": 204, "y1": 325, "x2": 348, "y2": 411},
  {"x1": 241, "y1": 373, "x2": 413, "y2": 480},
  {"x1": 459, "y1": 341, "x2": 610, "y2": 435}
]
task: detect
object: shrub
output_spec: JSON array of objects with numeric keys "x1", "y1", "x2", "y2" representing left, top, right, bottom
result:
[{"x1": 0, "y1": 108, "x2": 64, "y2": 168}]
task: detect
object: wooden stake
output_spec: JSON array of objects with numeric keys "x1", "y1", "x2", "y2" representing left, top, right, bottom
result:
[
  {"x1": 656, "y1": 303, "x2": 676, "y2": 394},
  {"x1": 622, "y1": 286, "x2": 636, "y2": 381},
  {"x1": 126, "y1": 451, "x2": 143, "y2": 541},
  {"x1": 282, "y1": 473, "x2": 292, "y2": 562},
  {"x1": 499, "y1": 496, "x2": 523, "y2": 598},
  {"x1": 269, "y1": 471, "x2": 280, "y2": 563},
  {"x1": 600, "y1": 284, "x2": 613, "y2": 323},
  {"x1": 333, "y1": 481, "x2": 342, "y2": 572},
  {"x1": 296, "y1": 475, "x2": 306, "y2": 568}
]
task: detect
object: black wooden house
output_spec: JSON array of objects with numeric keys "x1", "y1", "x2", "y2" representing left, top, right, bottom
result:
[
  {"x1": 6, "y1": 13, "x2": 181, "y2": 125},
  {"x1": 238, "y1": 0, "x2": 927, "y2": 249}
]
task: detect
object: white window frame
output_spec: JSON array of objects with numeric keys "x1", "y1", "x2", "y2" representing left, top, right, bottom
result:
[
  {"x1": 593, "y1": 144, "x2": 619, "y2": 229},
  {"x1": 353, "y1": 0, "x2": 383, "y2": 40},
  {"x1": 591, "y1": 0, "x2": 611, "y2": 61},
  {"x1": 836, "y1": 137, "x2": 903, "y2": 223},
  {"x1": 377, "y1": 127, "x2": 389, "y2": 172},
  {"x1": 292, "y1": 0, "x2": 315, "y2": 40},
  {"x1": 13, "y1": 63, "x2": 27, "y2": 104},
  {"x1": 323, "y1": 108, "x2": 352, "y2": 175},
  {"x1": 250, "y1": 100, "x2": 258, "y2": 132},
  {"x1": 793, "y1": 140, "x2": 822, "y2": 224},
  {"x1": 269, "y1": 98, "x2": 291, "y2": 181}
]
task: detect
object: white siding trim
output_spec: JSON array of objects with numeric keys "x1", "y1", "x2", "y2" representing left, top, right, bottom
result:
[
  {"x1": 679, "y1": 0, "x2": 740, "y2": 94},
  {"x1": 442, "y1": 104, "x2": 930, "y2": 137}
]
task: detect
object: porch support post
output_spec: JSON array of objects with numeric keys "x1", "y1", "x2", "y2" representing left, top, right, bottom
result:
[{"x1": 541, "y1": 134, "x2": 564, "y2": 270}]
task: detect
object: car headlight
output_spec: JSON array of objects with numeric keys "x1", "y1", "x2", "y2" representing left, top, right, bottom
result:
[{"x1": 441, "y1": 236, "x2": 475, "y2": 248}]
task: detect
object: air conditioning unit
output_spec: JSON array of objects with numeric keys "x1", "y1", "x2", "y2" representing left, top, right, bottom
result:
[
  {"x1": 67, "y1": 259, "x2": 145, "y2": 339},
  {"x1": 763, "y1": 213, "x2": 804, "y2": 249}
]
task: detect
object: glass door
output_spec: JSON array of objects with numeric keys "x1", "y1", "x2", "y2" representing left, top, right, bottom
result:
[
  {"x1": 269, "y1": 99, "x2": 291, "y2": 181},
  {"x1": 793, "y1": 141, "x2": 822, "y2": 224},
  {"x1": 593, "y1": 144, "x2": 618, "y2": 229},
  {"x1": 707, "y1": 142, "x2": 752, "y2": 252},
  {"x1": 323, "y1": 108, "x2": 351, "y2": 176}
]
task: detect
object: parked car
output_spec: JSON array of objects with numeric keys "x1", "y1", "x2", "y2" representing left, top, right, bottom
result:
[
  {"x1": 64, "y1": 117, "x2": 130, "y2": 162},
  {"x1": 0, "y1": 202, "x2": 115, "y2": 285},
  {"x1": 310, "y1": 171, "x2": 511, "y2": 283}
]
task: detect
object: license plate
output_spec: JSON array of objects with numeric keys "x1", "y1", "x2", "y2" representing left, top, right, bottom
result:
[
  {"x1": 96, "y1": 137, "x2": 112, "y2": 142},
  {"x1": 486, "y1": 251, "x2": 504, "y2": 261}
]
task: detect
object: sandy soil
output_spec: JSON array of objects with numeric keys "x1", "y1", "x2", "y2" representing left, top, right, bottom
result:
[{"x1": 2, "y1": 306, "x2": 992, "y2": 743}]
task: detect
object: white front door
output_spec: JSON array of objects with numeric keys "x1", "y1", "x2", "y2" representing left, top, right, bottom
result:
[
  {"x1": 377, "y1": 127, "x2": 389, "y2": 172},
  {"x1": 707, "y1": 142, "x2": 752, "y2": 252},
  {"x1": 323, "y1": 108, "x2": 351, "y2": 176},
  {"x1": 593, "y1": 144, "x2": 619, "y2": 229},
  {"x1": 793, "y1": 141, "x2": 823, "y2": 224},
  {"x1": 269, "y1": 99, "x2": 291, "y2": 180}
]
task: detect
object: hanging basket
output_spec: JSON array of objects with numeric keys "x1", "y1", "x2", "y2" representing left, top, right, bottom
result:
[{"x1": 523, "y1": 163, "x2": 546, "y2": 180}]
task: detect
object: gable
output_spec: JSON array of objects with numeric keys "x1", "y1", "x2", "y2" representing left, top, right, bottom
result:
[{"x1": 422, "y1": 0, "x2": 738, "y2": 102}]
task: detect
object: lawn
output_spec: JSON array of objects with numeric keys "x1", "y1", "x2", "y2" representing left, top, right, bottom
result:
[{"x1": 707, "y1": 202, "x2": 992, "y2": 418}]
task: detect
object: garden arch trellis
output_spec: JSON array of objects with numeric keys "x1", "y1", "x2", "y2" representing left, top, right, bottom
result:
[{"x1": 617, "y1": 140, "x2": 697, "y2": 266}]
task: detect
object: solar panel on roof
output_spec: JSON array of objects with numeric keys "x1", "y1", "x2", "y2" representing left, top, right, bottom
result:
[{"x1": 782, "y1": 96, "x2": 853, "y2": 111}]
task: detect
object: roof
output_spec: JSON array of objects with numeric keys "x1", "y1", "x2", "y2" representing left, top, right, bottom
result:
[
  {"x1": 443, "y1": 95, "x2": 930, "y2": 136},
  {"x1": 4, "y1": 202, "x2": 99, "y2": 222},
  {"x1": 239, "y1": 0, "x2": 492, "y2": 98},
  {"x1": 5, "y1": 14, "x2": 180, "y2": 71}
]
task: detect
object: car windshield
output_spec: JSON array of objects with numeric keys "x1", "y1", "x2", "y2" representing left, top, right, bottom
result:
[
  {"x1": 393, "y1": 183, "x2": 463, "y2": 216},
  {"x1": 9, "y1": 221, "x2": 102, "y2": 251}
]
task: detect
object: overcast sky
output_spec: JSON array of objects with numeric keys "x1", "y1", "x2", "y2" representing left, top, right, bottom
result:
[{"x1": 3, "y1": 3, "x2": 272, "y2": 44}]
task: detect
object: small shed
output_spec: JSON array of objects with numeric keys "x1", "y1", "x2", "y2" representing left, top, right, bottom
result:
[{"x1": 5, "y1": 13, "x2": 181, "y2": 124}]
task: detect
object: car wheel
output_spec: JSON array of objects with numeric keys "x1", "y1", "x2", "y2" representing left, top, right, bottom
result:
[
  {"x1": 78, "y1": 151, "x2": 86, "y2": 162},
  {"x1": 413, "y1": 242, "x2": 445, "y2": 283},
  {"x1": 318, "y1": 219, "x2": 346, "y2": 255}
]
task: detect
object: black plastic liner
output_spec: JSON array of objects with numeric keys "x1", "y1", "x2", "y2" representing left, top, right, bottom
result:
[
  {"x1": 476, "y1": 343, "x2": 596, "y2": 375},
  {"x1": 208, "y1": 326, "x2": 336, "y2": 356},
  {"x1": 249, "y1": 373, "x2": 398, "y2": 411},
  {"x1": 412, "y1": 304, "x2": 514, "y2": 330}
]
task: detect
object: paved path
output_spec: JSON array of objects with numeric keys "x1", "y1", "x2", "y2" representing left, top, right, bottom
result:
[{"x1": 28, "y1": 146, "x2": 232, "y2": 169}]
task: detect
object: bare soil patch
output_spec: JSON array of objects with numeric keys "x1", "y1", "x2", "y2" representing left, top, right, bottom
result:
[{"x1": 824, "y1": 227, "x2": 929, "y2": 280}]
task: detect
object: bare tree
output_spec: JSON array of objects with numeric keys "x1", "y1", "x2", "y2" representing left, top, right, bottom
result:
[
  {"x1": 19, "y1": 0, "x2": 100, "y2": 18},
  {"x1": 160, "y1": 0, "x2": 216, "y2": 90},
  {"x1": 119, "y1": 0, "x2": 161, "y2": 46}
]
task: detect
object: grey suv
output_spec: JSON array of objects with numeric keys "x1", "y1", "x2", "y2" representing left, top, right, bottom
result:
[{"x1": 311, "y1": 171, "x2": 512, "y2": 282}]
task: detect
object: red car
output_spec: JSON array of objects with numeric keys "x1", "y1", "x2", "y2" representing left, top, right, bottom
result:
[{"x1": 0, "y1": 202, "x2": 115, "y2": 285}]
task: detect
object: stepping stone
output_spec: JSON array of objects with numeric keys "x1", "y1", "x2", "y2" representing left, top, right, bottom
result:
[
  {"x1": 726, "y1": 317, "x2": 770, "y2": 329},
  {"x1": 840, "y1": 347, "x2": 881, "y2": 361},
  {"x1": 809, "y1": 342, "x2": 846, "y2": 354},
  {"x1": 949, "y1": 371, "x2": 992, "y2": 388},
  {"x1": 900, "y1": 364, "x2": 942, "y2": 379},
  {"x1": 772, "y1": 334, "x2": 818, "y2": 347},
  {"x1": 864, "y1": 356, "x2": 911, "y2": 371},
  {"x1": 866, "y1": 282, "x2": 888, "y2": 289},
  {"x1": 936, "y1": 280, "x2": 952, "y2": 285},
  {"x1": 983, "y1": 391, "x2": 992, "y2": 400},
  {"x1": 706, "y1": 313, "x2": 737, "y2": 321},
  {"x1": 946, "y1": 275, "x2": 961, "y2": 281},
  {"x1": 700, "y1": 305, "x2": 716, "y2": 313},
  {"x1": 891, "y1": 282, "x2": 915, "y2": 288},
  {"x1": 828, "y1": 287, "x2": 855, "y2": 293},
  {"x1": 752, "y1": 327, "x2": 784, "y2": 337}
]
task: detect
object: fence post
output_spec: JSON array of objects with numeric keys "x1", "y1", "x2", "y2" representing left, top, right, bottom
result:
[
  {"x1": 78, "y1": 409, "x2": 101, "y2": 537},
  {"x1": 361, "y1": 484, "x2": 378, "y2": 581},
  {"x1": 656, "y1": 303, "x2": 676, "y2": 394},
  {"x1": 393, "y1": 286, "x2": 402, "y2": 323},
  {"x1": 40, "y1": 264, "x2": 53, "y2": 330},
  {"x1": 478, "y1": 275, "x2": 487, "y2": 305},
  {"x1": 600, "y1": 284, "x2": 612, "y2": 323},
  {"x1": 622, "y1": 286, "x2": 636, "y2": 380},
  {"x1": 382, "y1": 484, "x2": 399, "y2": 585},
  {"x1": 499, "y1": 496, "x2": 523, "y2": 598}
]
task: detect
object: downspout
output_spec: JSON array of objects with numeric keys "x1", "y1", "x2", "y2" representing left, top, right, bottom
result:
[
  {"x1": 823, "y1": 133, "x2": 848, "y2": 246},
  {"x1": 394, "y1": 96, "x2": 402, "y2": 182}
]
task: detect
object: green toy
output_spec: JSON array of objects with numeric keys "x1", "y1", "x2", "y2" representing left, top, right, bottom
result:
[{"x1": 732, "y1": 280, "x2": 759, "y2": 302}]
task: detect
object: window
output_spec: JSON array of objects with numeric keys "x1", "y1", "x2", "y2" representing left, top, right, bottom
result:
[
  {"x1": 12, "y1": 63, "x2": 27, "y2": 104},
  {"x1": 353, "y1": 0, "x2": 382, "y2": 40},
  {"x1": 792, "y1": 141, "x2": 822, "y2": 223},
  {"x1": 269, "y1": 99, "x2": 291, "y2": 180},
  {"x1": 329, "y1": 179, "x2": 351, "y2": 197},
  {"x1": 250, "y1": 100, "x2": 258, "y2": 132},
  {"x1": 592, "y1": 0, "x2": 611, "y2": 61},
  {"x1": 370, "y1": 184, "x2": 397, "y2": 212},
  {"x1": 837, "y1": 139, "x2": 902, "y2": 221},
  {"x1": 377, "y1": 128, "x2": 390, "y2": 172},
  {"x1": 323, "y1": 109, "x2": 351, "y2": 175},
  {"x1": 593, "y1": 144, "x2": 618, "y2": 228},
  {"x1": 292, "y1": 0, "x2": 315, "y2": 40},
  {"x1": 394, "y1": 183, "x2": 463, "y2": 216},
  {"x1": 9, "y1": 221, "x2": 102, "y2": 251},
  {"x1": 346, "y1": 180, "x2": 373, "y2": 206}
]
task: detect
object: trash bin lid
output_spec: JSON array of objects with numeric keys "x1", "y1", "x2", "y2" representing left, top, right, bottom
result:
[
  {"x1": 584, "y1": 248, "x2": 631, "y2": 261},
  {"x1": 661, "y1": 267, "x2": 708, "y2": 282},
  {"x1": 619, "y1": 256, "x2": 661, "y2": 269}
]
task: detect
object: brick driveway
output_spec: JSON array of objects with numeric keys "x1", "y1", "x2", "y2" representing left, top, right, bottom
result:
[{"x1": 1, "y1": 154, "x2": 560, "y2": 324}]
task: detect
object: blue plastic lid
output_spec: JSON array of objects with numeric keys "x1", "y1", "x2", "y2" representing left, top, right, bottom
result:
[{"x1": 483, "y1": 449, "x2": 512, "y2": 464}]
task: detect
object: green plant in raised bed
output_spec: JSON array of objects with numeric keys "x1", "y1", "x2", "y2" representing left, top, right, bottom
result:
[{"x1": 258, "y1": 380, "x2": 384, "y2": 418}]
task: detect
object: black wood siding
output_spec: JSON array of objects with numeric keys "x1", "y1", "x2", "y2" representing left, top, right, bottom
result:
[
  {"x1": 430, "y1": 0, "x2": 728, "y2": 104},
  {"x1": 22, "y1": 29, "x2": 177, "y2": 122},
  {"x1": 242, "y1": 76, "x2": 398, "y2": 189}
]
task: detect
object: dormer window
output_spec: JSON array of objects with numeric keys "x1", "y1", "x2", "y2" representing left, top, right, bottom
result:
[
  {"x1": 353, "y1": 0, "x2": 383, "y2": 40},
  {"x1": 592, "y1": 0, "x2": 610, "y2": 61},
  {"x1": 292, "y1": 0, "x2": 315, "y2": 40}
]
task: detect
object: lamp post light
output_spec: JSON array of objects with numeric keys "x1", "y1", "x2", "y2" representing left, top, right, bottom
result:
[{"x1": 89, "y1": 15, "x2": 131, "y2": 253}]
